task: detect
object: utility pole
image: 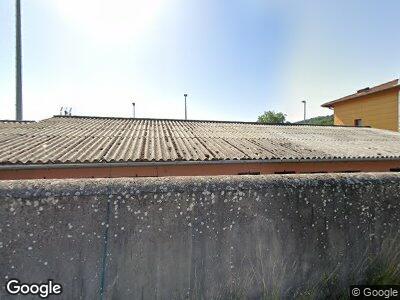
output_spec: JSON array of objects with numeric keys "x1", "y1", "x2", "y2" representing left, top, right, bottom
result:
[
  {"x1": 301, "y1": 100, "x2": 306, "y2": 121},
  {"x1": 132, "y1": 102, "x2": 135, "y2": 118},
  {"x1": 15, "y1": 0, "x2": 23, "y2": 121},
  {"x1": 184, "y1": 94, "x2": 188, "y2": 120}
]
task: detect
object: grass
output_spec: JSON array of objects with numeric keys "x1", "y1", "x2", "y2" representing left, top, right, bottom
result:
[
  {"x1": 174, "y1": 236, "x2": 400, "y2": 299},
  {"x1": 295, "y1": 235, "x2": 400, "y2": 300}
]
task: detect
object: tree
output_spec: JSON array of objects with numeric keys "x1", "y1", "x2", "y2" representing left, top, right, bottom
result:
[
  {"x1": 296, "y1": 115, "x2": 333, "y2": 125},
  {"x1": 257, "y1": 111, "x2": 286, "y2": 124}
]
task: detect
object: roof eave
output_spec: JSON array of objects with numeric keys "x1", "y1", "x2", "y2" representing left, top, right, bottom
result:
[
  {"x1": 1, "y1": 157, "x2": 400, "y2": 170},
  {"x1": 321, "y1": 84, "x2": 400, "y2": 108}
]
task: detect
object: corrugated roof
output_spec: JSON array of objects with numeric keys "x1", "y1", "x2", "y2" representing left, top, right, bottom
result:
[
  {"x1": 0, "y1": 115, "x2": 400, "y2": 165},
  {"x1": 321, "y1": 79, "x2": 400, "y2": 108},
  {"x1": 0, "y1": 120, "x2": 36, "y2": 136}
]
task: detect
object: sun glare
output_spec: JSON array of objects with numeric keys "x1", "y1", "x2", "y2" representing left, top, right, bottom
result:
[{"x1": 50, "y1": 0, "x2": 165, "y2": 44}]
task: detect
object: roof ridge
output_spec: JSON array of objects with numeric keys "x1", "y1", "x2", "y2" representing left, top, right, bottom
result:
[
  {"x1": 0, "y1": 120, "x2": 36, "y2": 123},
  {"x1": 371, "y1": 78, "x2": 399, "y2": 89},
  {"x1": 52, "y1": 115, "x2": 368, "y2": 128}
]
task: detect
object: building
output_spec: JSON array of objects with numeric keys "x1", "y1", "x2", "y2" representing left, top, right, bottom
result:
[
  {"x1": 1, "y1": 115, "x2": 400, "y2": 180},
  {"x1": 321, "y1": 79, "x2": 400, "y2": 131}
]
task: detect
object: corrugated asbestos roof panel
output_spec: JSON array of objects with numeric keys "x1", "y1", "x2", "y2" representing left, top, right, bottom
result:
[
  {"x1": 0, "y1": 120, "x2": 36, "y2": 133},
  {"x1": 1, "y1": 116, "x2": 400, "y2": 165}
]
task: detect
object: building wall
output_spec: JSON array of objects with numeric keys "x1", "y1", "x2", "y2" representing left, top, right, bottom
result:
[
  {"x1": 333, "y1": 88, "x2": 399, "y2": 131},
  {"x1": 398, "y1": 89, "x2": 400, "y2": 131},
  {"x1": 1, "y1": 174, "x2": 400, "y2": 299},
  {"x1": 1, "y1": 160, "x2": 400, "y2": 180}
]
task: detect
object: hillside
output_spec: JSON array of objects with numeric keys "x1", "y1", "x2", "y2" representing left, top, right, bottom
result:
[{"x1": 295, "y1": 115, "x2": 334, "y2": 125}]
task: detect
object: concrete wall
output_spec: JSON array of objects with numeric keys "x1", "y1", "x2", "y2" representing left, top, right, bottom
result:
[{"x1": 0, "y1": 173, "x2": 400, "y2": 299}]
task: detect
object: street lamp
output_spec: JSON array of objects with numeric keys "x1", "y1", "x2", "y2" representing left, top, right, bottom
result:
[
  {"x1": 184, "y1": 94, "x2": 188, "y2": 120},
  {"x1": 301, "y1": 100, "x2": 306, "y2": 121}
]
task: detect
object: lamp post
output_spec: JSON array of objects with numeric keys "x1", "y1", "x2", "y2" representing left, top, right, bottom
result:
[
  {"x1": 184, "y1": 94, "x2": 188, "y2": 120},
  {"x1": 15, "y1": 0, "x2": 23, "y2": 121},
  {"x1": 301, "y1": 100, "x2": 306, "y2": 121}
]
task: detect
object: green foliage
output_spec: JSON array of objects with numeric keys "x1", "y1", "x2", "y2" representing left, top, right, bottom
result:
[
  {"x1": 296, "y1": 115, "x2": 334, "y2": 125},
  {"x1": 257, "y1": 111, "x2": 286, "y2": 124}
]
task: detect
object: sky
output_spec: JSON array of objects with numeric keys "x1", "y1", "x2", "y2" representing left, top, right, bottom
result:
[{"x1": 0, "y1": 0, "x2": 399, "y2": 122}]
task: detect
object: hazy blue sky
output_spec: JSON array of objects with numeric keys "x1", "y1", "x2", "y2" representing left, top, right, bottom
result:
[{"x1": 1, "y1": 0, "x2": 399, "y2": 122}]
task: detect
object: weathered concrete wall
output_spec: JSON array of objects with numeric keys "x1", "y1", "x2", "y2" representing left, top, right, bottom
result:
[{"x1": 0, "y1": 173, "x2": 400, "y2": 299}]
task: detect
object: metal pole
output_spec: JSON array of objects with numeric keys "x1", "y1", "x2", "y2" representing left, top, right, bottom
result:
[
  {"x1": 184, "y1": 94, "x2": 187, "y2": 120},
  {"x1": 16, "y1": 0, "x2": 23, "y2": 121},
  {"x1": 301, "y1": 100, "x2": 306, "y2": 121},
  {"x1": 132, "y1": 102, "x2": 135, "y2": 118}
]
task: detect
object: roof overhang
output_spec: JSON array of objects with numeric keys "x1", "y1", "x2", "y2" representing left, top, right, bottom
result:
[
  {"x1": 321, "y1": 80, "x2": 400, "y2": 108},
  {"x1": 1, "y1": 157, "x2": 400, "y2": 170}
]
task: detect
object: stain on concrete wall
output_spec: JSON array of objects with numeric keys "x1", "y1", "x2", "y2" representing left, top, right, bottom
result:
[{"x1": 0, "y1": 173, "x2": 399, "y2": 299}]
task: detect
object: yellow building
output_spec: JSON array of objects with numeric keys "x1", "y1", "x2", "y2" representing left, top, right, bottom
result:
[{"x1": 322, "y1": 79, "x2": 400, "y2": 131}]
